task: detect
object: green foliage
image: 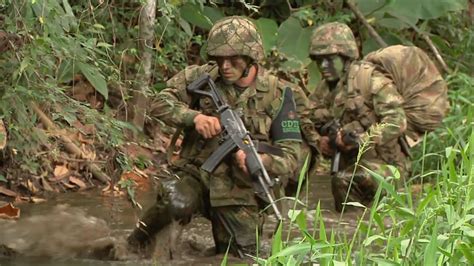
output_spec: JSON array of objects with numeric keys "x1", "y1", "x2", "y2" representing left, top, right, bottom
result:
[
  {"x1": 77, "y1": 62, "x2": 108, "y2": 100},
  {"x1": 0, "y1": 0, "x2": 472, "y2": 264},
  {"x1": 118, "y1": 177, "x2": 139, "y2": 208},
  {"x1": 412, "y1": 72, "x2": 474, "y2": 175},
  {"x1": 115, "y1": 151, "x2": 133, "y2": 172},
  {"x1": 253, "y1": 126, "x2": 473, "y2": 265},
  {"x1": 356, "y1": 0, "x2": 472, "y2": 62},
  {"x1": 357, "y1": 0, "x2": 467, "y2": 25},
  {"x1": 134, "y1": 155, "x2": 152, "y2": 170},
  {"x1": 180, "y1": 3, "x2": 213, "y2": 30},
  {"x1": 254, "y1": 18, "x2": 279, "y2": 55},
  {"x1": 276, "y1": 17, "x2": 312, "y2": 71}
]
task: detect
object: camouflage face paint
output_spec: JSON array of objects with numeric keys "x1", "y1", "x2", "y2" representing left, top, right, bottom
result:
[
  {"x1": 216, "y1": 55, "x2": 250, "y2": 84},
  {"x1": 316, "y1": 55, "x2": 345, "y2": 82}
]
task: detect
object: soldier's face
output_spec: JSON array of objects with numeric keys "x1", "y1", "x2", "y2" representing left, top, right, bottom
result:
[
  {"x1": 216, "y1": 55, "x2": 249, "y2": 84},
  {"x1": 315, "y1": 55, "x2": 345, "y2": 82}
]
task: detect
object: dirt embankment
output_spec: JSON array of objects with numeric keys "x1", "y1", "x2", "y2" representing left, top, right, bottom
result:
[{"x1": 0, "y1": 77, "x2": 177, "y2": 210}]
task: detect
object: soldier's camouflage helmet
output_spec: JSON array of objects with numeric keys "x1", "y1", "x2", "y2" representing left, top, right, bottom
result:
[
  {"x1": 310, "y1": 22, "x2": 359, "y2": 59},
  {"x1": 206, "y1": 16, "x2": 264, "y2": 62}
]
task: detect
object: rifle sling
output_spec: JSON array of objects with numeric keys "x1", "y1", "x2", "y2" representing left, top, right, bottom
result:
[
  {"x1": 254, "y1": 141, "x2": 284, "y2": 157},
  {"x1": 168, "y1": 126, "x2": 284, "y2": 168},
  {"x1": 167, "y1": 127, "x2": 182, "y2": 165}
]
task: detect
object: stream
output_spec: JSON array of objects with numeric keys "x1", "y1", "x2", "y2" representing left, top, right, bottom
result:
[{"x1": 0, "y1": 174, "x2": 362, "y2": 265}]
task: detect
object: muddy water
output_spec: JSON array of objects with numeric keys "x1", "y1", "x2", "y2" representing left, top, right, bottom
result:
[{"x1": 0, "y1": 174, "x2": 361, "y2": 265}]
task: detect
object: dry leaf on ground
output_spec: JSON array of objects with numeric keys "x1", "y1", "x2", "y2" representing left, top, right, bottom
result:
[
  {"x1": 101, "y1": 181, "x2": 124, "y2": 196},
  {"x1": 54, "y1": 165, "x2": 69, "y2": 177},
  {"x1": 0, "y1": 186, "x2": 17, "y2": 197},
  {"x1": 81, "y1": 144, "x2": 96, "y2": 160},
  {"x1": 61, "y1": 179, "x2": 76, "y2": 189},
  {"x1": 28, "y1": 197, "x2": 47, "y2": 203},
  {"x1": 40, "y1": 177, "x2": 55, "y2": 192},
  {"x1": 0, "y1": 203, "x2": 20, "y2": 219},
  {"x1": 72, "y1": 120, "x2": 96, "y2": 136},
  {"x1": 69, "y1": 176, "x2": 87, "y2": 190}
]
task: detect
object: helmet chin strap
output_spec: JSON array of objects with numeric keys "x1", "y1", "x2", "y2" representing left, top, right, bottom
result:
[
  {"x1": 241, "y1": 64, "x2": 251, "y2": 78},
  {"x1": 223, "y1": 63, "x2": 253, "y2": 85}
]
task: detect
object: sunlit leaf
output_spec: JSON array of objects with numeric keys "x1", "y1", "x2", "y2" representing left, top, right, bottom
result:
[
  {"x1": 396, "y1": 207, "x2": 415, "y2": 217},
  {"x1": 220, "y1": 238, "x2": 231, "y2": 266},
  {"x1": 295, "y1": 210, "x2": 307, "y2": 231},
  {"x1": 373, "y1": 211, "x2": 386, "y2": 233},
  {"x1": 93, "y1": 24, "x2": 105, "y2": 30},
  {"x1": 333, "y1": 260, "x2": 346, "y2": 266},
  {"x1": 363, "y1": 166, "x2": 405, "y2": 205},
  {"x1": 466, "y1": 200, "x2": 474, "y2": 212},
  {"x1": 96, "y1": 42, "x2": 112, "y2": 48},
  {"x1": 271, "y1": 222, "x2": 283, "y2": 256},
  {"x1": 452, "y1": 215, "x2": 474, "y2": 230},
  {"x1": 444, "y1": 204, "x2": 458, "y2": 226},
  {"x1": 363, "y1": 235, "x2": 386, "y2": 246},
  {"x1": 401, "y1": 239, "x2": 410, "y2": 257},
  {"x1": 302, "y1": 230, "x2": 316, "y2": 245},
  {"x1": 367, "y1": 256, "x2": 400, "y2": 265},
  {"x1": 288, "y1": 209, "x2": 301, "y2": 222},
  {"x1": 423, "y1": 222, "x2": 438, "y2": 265},
  {"x1": 458, "y1": 241, "x2": 474, "y2": 264},
  {"x1": 460, "y1": 225, "x2": 474, "y2": 238},
  {"x1": 416, "y1": 189, "x2": 435, "y2": 214},
  {"x1": 270, "y1": 242, "x2": 334, "y2": 258},
  {"x1": 344, "y1": 201, "x2": 367, "y2": 208}
]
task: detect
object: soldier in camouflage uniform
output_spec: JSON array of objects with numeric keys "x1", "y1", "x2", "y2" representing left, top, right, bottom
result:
[
  {"x1": 308, "y1": 22, "x2": 410, "y2": 212},
  {"x1": 127, "y1": 16, "x2": 306, "y2": 257}
]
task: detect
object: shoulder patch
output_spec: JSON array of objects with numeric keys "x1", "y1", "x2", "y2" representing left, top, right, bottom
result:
[{"x1": 270, "y1": 87, "x2": 303, "y2": 143}]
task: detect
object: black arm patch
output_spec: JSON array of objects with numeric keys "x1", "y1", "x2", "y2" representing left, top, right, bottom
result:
[{"x1": 270, "y1": 87, "x2": 303, "y2": 142}]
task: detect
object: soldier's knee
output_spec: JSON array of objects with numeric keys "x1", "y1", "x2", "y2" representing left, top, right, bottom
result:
[
  {"x1": 331, "y1": 175, "x2": 348, "y2": 191},
  {"x1": 160, "y1": 177, "x2": 204, "y2": 223}
]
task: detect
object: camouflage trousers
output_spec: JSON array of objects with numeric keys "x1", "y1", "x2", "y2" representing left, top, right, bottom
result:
[
  {"x1": 331, "y1": 144, "x2": 410, "y2": 212},
  {"x1": 127, "y1": 169, "x2": 262, "y2": 257},
  {"x1": 285, "y1": 141, "x2": 314, "y2": 196}
]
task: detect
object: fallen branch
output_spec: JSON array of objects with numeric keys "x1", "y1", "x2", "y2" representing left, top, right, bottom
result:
[
  {"x1": 31, "y1": 103, "x2": 111, "y2": 184},
  {"x1": 346, "y1": 0, "x2": 452, "y2": 74},
  {"x1": 346, "y1": 0, "x2": 388, "y2": 48},
  {"x1": 419, "y1": 32, "x2": 452, "y2": 74}
]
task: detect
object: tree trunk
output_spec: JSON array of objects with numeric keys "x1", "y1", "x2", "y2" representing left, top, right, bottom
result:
[{"x1": 129, "y1": 0, "x2": 156, "y2": 132}]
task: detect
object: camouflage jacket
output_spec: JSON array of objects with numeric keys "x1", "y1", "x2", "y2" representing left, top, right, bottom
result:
[
  {"x1": 310, "y1": 61, "x2": 407, "y2": 158},
  {"x1": 150, "y1": 62, "x2": 303, "y2": 207}
]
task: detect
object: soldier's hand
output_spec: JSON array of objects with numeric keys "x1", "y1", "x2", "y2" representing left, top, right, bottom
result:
[
  {"x1": 319, "y1": 136, "x2": 335, "y2": 157},
  {"x1": 235, "y1": 150, "x2": 271, "y2": 175},
  {"x1": 235, "y1": 149, "x2": 248, "y2": 174},
  {"x1": 193, "y1": 114, "x2": 222, "y2": 139},
  {"x1": 335, "y1": 131, "x2": 359, "y2": 152}
]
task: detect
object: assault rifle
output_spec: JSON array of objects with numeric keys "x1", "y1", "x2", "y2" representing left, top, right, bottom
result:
[
  {"x1": 187, "y1": 73, "x2": 283, "y2": 221},
  {"x1": 320, "y1": 120, "x2": 358, "y2": 175}
]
